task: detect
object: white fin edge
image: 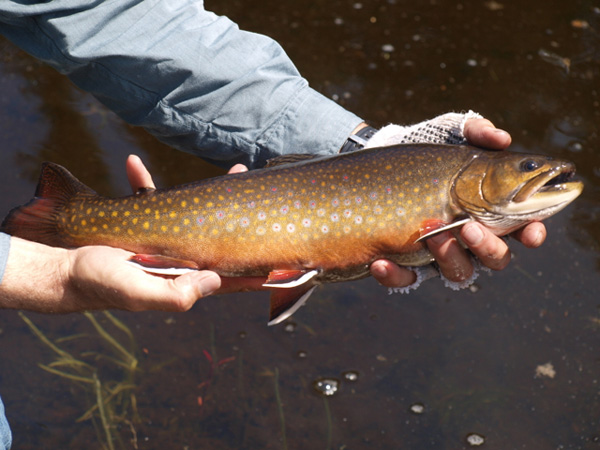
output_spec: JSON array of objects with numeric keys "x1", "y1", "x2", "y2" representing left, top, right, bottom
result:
[
  {"x1": 268, "y1": 286, "x2": 317, "y2": 326},
  {"x1": 414, "y1": 218, "x2": 473, "y2": 243},
  {"x1": 263, "y1": 269, "x2": 320, "y2": 289},
  {"x1": 126, "y1": 260, "x2": 199, "y2": 276}
]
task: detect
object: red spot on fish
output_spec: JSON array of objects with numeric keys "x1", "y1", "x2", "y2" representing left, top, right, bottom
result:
[
  {"x1": 226, "y1": 187, "x2": 232, "y2": 193},
  {"x1": 197, "y1": 216, "x2": 205, "y2": 225},
  {"x1": 311, "y1": 179, "x2": 316, "y2": 184},
  {"x1": 271, "y1": 187, "x2": 277, "y2": 192}
]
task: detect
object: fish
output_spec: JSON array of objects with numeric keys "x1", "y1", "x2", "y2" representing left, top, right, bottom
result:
[{"x1": 1, "y1": 144, "x2": 583, "y2": 324}]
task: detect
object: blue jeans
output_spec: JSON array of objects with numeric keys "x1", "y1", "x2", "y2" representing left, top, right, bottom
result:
[{"x1": 0, "y1": 397, "x2": 11, "y2": 450}]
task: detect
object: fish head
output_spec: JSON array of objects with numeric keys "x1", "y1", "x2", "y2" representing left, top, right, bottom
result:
[{"x1": 453, "y1": 150, "x2": 583, "y2": 235}]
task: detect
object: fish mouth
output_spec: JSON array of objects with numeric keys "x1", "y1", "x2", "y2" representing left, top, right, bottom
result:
[{"x1": 507, "y1": 163, "x2": 583, "y2": 214}]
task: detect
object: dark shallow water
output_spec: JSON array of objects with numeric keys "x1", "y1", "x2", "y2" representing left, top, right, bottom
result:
[{"x1": 0, "y1": 0, "x2": 599, "y2": 449}]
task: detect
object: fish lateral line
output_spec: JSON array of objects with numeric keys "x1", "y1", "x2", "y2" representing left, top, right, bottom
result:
[{"x1": 414, "y1": 217, "x2": 473, "y2": 243}]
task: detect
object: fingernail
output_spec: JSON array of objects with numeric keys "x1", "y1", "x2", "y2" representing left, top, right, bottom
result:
[
  {"x1": 198, "y1": 272, "x2": 221, "y2": 296},
  {"x1": 462, "y1": 223, "x2": 484, "y2": 246},
  {"x1": 371, "y1": 262, "x2": 388, "y2": 278}
]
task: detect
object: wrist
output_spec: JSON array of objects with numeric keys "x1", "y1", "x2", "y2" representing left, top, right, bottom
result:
[{"x1": 339, "y1": 122, "x2": 378, "y2": 153}]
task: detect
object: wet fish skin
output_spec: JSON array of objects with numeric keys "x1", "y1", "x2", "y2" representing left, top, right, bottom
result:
[{"x1": 1, "y1": 144, "x2": 583, "y2": 323}]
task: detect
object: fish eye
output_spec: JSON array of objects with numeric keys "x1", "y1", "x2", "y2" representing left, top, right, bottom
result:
[{"x1": 520, "y1": 160, "x2": 540, "y2": 172}]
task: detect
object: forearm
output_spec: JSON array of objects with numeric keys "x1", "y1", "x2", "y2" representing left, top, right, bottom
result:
[
  {"x1": 0, "y1": 0, "x2": 362, "y2": 168},
  {"x1": 0, "y1": 237, "x2": 71, "y2": 312}
]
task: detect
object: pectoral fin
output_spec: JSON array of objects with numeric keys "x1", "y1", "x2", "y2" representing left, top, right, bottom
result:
[
  {"x1": 414, "y1": 218, "x2": 473, "y2": 243},
  {"x1": 268, "y1": 285, "x2": 317, "y2": 326},
  {"x1": 127, "y1": 254, "x2": 200, "y2": 275}
]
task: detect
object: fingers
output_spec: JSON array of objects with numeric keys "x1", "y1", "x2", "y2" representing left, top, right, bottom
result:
[
  {"x1": 460, "y1": 222, "x2": 511, "y2": 271},
  {"x1": 370, "y1": 260, "x2": 417, "y2": 287},
  {"x1": 228, "y1": 164, "x2": 248, "y2": 174},
  {"x1": 511, "y1": 221, "x2": 546, "y2": 248},
  {"x1": 426, "y1": 231, "x2": 475, "y2": 282},
  {"x1": 463, "y1": 118, "x2": 512, "y2": 150},
  {"x1": 126, "y1": 154, "x2": 156, "y2": 192}
]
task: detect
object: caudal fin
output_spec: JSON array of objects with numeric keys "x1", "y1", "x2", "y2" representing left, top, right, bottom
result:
[{"x1": 1, "y1": 163, "x2": 96, "y2": 247}]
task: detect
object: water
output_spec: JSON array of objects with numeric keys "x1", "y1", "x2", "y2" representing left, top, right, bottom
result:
[{"x1": 0, "y1": 0, "x2": 599, "y2": 448}]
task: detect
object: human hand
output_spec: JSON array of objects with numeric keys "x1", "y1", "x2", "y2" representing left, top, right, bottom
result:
[{"x1": 371, "y1": 118, "x2": 547, "y2": 286}]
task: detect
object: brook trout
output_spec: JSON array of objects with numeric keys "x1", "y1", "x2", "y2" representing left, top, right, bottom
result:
[{"x1": 1, "y1": 144, "x2": 583, "y2": 324}]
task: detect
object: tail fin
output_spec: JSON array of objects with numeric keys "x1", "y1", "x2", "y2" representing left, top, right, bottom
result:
[{"x1": 1, "y1": 163, "x2": 96, "y2": 247}]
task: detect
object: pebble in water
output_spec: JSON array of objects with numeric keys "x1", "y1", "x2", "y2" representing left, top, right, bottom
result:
[
  {"x1": 313, "y1": 378, "x2": 340, "y2": 397},
  {"x1": 466, "y1": 433, "x2": 485, "y2": 446}
]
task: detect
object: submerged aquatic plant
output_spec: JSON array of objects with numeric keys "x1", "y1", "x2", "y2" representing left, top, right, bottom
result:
[{"x1": 19, "y1": 311, "x2": 140, "y2": 450}]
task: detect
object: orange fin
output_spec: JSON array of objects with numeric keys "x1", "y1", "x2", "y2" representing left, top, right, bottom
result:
[
  {"x1": 263, "y1": 269, "x2": 320, "y2": 288},
  {"x1": 128, "y1": 254, "x2": 200, "y2": 275},
  {"x1": 268, "y1": 285, "x2": 317, "y2": 326},
  {"x1": 0, "y1": 162, "x2": 96, "y2": 246},
  {"x1": 414, "y1": 218, "x2": 473, "y2": 243}
]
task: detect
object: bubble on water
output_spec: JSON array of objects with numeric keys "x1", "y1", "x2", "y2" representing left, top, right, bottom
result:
[
  {"x1": 381, "y1": 44, "x2": 395, "y2": 53},
  {"x1": 466, "y1": 433, "x2": 485, "y2": 446},
  {"x1": 296, "y1": 350, "x2": 308, "y2": 359},
  {"x1": 409, "y1": 403, "x2": 425, "y2": 414},
  {"x1": 342, "y1": 371, "x2": 359, "y2": 382},
  {"x1": 313, "y1": 378, "x2": 340, "y2": 397},
  {"x1": 283, "y1": 322, "x2": 296, "y2": 333}
]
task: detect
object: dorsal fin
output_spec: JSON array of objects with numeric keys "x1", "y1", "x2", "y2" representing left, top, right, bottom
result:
[{"x1": 265, "y1": 154, "x2": 321, "y2": 168}]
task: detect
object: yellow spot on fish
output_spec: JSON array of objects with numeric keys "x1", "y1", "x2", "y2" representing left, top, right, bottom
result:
[
  {"x1": 81, "y1": 220, "x2": 87, "y2": 226},
  {"x1": 169, "y1": 211, "x2": 177, "y2": 219},
  {"x1": 143, "y1": 222, "x2": 150, "y2": 230},
  {"x1": 134, "y1": 203, "x2": 139, "y2": 210},
  {"x1": 99, "y1": 211, "x2": 105, "y2": 217},
  {"x1": 194, "y1": 197, "x2": 199, "y2": 204},
  {"x1": 102, "y1": 224, "x2": 108, "y2": 230},
  {"x1": 173, "y1": 226, "x2": 180, "y2": 233},
  {"x1": 112, "y1": 211, "x2": 118, "y2": 217},
  {"x1": 183, "y1": 218, "x2": 190, "y2": 226},
  {"x1": 413, "y1": 187, "x2": 419, "y2": 193},
  {"x1": 127, "y1": 229, "x2": 134, "y2": 236},
  {"x1": 145, "y1": 208, "x2": 151, "y2": 214},
  {"x1": 206, "y1": 202, "x2": 214, "y2": 208},
  {"x1": 161, "y1": 225, "x2": 168, "y2": 232},
  {"x1": 132, "y1": 218, "x2": 138, "y2": 225},
  {"x1": 114, "y1": 226, "x2": 120, "y2": 232},
  {"x1": 124, "y1": 211, "x2": 130, "y2": 217},
  {"x1": 86, "y1": 208, "x2": 92, "y2": 214},
  {"x1": 181, "y1": 201, "x2": 187, "y2": 208},
  {"x1": 91, "y1": 226, "x2": 97, "y2": 232}
]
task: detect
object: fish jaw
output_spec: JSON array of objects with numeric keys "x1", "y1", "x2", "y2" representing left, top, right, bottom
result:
[{"x1": 453, "y1": 151, "x2": 584, "y2": 235}]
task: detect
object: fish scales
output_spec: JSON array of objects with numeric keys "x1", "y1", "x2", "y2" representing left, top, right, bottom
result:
[
  {"x1": 43, "y1": 145, "x2": 472, "y2": 278},
  {"x1": 1, "y1": 144, "x2": 583, "y2": 324}
]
